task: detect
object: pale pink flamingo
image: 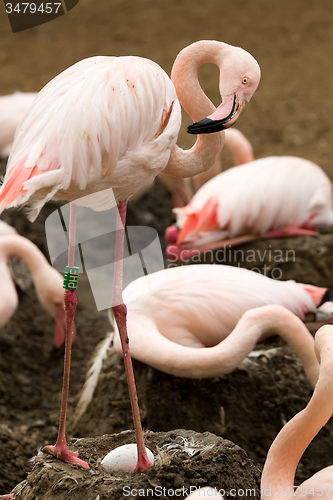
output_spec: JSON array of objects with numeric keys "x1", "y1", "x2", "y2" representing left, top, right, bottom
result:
[
  {"x1": 0, "y1": 234, "x2": 69, "y2": 348},
  {"x1": 0, "y1": 40, "x2": 261, "y2": 475},
  {"x1": 261, "y1": 324, "x2": 333, "y2": 500},
  {"x1": 0, "y1": 92, "x2": 37, "y2": 158},
  {"x1": 74, "y1": 264, "x2": 328, "y2": 427},
  {"x1": 165, "y1": 156, "x2": 333, "y2": 261},
  {"x1": 111, "y1": 264, "x2": 332, "y2": 387},
  {"x1": 158, "y1": 127, "x2": 255, "y2": 207}
]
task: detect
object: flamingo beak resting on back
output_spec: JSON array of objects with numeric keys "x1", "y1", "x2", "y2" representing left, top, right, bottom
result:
[{"x1": 188, "y1": 92, "x2": 246, "y2": 135}]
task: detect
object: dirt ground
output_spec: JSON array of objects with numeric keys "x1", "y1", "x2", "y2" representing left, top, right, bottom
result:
[{"x1": 0, "y1": 0, "x2": 333, "y2": 498}]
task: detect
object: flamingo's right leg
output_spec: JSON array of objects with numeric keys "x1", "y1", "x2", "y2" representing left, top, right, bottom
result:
[{"x1": 111, "y1": 201, "x2": 153, "y2": 474}]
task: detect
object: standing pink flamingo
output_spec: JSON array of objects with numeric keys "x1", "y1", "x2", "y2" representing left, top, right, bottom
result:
[
  {"x1": 0, "y1": 92, "x2": 37, "y2": 158},
  {"x1": 0, "y1": 234, "x2": 69, "y2": 348},
  {"x1": 165, "y1": 156, "x2": 333, "y2": 261},
  {"x1": 0, "y1": 40, "x2": 260, "y2": 476},
  {"x1": 111, "y1": 264, "x2": 330, "y2": 386},
  {"x1": 261, "y1": 324, "x2": 333, "y2": 500}
]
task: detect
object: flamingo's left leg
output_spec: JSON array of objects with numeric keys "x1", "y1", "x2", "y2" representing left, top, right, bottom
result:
[{"x1": 43, "y1": 203, "x2": 89, "y2": 469}]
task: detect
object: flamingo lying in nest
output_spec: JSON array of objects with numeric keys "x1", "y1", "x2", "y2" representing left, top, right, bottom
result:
[
  {"x1": 73, "y1": 264, "x2": 332, "y2": 430},
  {"x1": 165, "y1": 156, "x2": 333, "y2": 261},
  {"x1": 111, "y1": 265, "x2": 330, "y2": 386}
]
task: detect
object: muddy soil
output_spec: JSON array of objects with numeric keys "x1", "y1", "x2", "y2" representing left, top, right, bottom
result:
[{"x1": 0, "y1": 0, "x2": 333, "y2": 498}]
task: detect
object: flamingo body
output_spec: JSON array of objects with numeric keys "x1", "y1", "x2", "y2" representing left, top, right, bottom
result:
[
  {"x1": 0, "y1": 92, "x2": 37, "y2": 158},
  {"x1": 0, "y1": 57, "x2": 180, "y2": 219},
  {"x1": 113, "y1": 264, "x2": 328, "y2": 385},
  {"x1": 167, "y1": 156, "x2": 333, "y2": 256},
  {"x1": 0, "y1": 41, "x2": 260, "y2": 221}
]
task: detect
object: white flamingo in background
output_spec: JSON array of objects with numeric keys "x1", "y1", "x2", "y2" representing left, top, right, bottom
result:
[
  {"x1": 0, "y1": 92, "x2": 37, "y2": 158},
  {"x1": 261, "y1": 324, "x2": 333, "y2": 500},
  {"x1": 0, "y1": 40, "x2": 260, "y2": 477},
  {"x1": 165, "y1": 156, "x2": 333, "y2": 260},
  {"x1": 0, "y1": 233, "x2": 69, "y2": 347}
]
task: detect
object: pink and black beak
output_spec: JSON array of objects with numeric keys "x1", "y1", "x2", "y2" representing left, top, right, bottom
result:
[{"x1": 188, "y1": 94, "x2": 243, "y2": 135}]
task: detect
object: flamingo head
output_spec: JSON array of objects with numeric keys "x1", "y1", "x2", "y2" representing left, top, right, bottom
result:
[{"x1": 188, "y1": 45, "x2": 261, "y2": 134}]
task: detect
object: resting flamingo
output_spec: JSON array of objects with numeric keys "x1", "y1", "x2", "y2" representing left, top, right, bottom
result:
[
  {"x1": 165, "y1": 156, "x2": 333, "y2": 261},
  {"x1": 0, "y1": 40, "x2": 260, "y2": 477},
  {"x1": 74, "y1": 264, "x2": 329, "y2": 428},
  {"x1": 109, "y1": 264, "x2": 332, "y2": 387},
  {"x1": 0, "y1": 234, "x2": 69, "y2": 348},
  {"x1": 261, "y1": 324, "x2": 333, "y2": 500},
  {"x1": 0, "y1": 92, "x2": 37, "y2": 158}
]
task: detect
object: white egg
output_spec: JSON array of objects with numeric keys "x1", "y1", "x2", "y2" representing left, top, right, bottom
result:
[
  {"x1": 186, "y1": 487, "x2": 224, "y2": 499},
  {"x1": 101, "y1": 444, "x2": 154, "y2": 473}
]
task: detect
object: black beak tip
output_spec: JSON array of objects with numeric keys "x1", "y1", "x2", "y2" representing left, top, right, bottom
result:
[{"x1": 187, "y1": 118, "x2": 226, "y2": 135}]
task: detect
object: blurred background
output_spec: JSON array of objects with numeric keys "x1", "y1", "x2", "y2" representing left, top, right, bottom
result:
[{"x1": 0, "y1": 0, "x2": 332, "y2": 173}]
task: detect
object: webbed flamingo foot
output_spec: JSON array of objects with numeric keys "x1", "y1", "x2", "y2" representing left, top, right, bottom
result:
[{"x1": 43, "y1": 442, "x2": 89, "y2": 469}]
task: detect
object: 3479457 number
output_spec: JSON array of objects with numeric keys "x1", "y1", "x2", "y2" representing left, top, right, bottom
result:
[{"x1": 5, "y1": 3, "x2": 62, "y2": 14}]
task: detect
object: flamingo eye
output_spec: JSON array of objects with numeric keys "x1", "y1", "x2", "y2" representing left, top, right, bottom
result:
[{"x1": 242, "y1": 77, "x2": 249, "y2": 84}]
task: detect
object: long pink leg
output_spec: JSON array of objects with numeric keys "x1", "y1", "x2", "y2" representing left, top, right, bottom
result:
[
  {"x1": 0, "y1": 494, "x2": 14, "y2": 499},
  {"x1": 112, "y1": 201, "x2": 153, "y2": 473},
  {"x1": 43, "y1": 203, "x2": 89, "y2": 469}
]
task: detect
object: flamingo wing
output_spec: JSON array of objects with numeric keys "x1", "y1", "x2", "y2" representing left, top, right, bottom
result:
[{"x1": 0, "y1": 56, "x2": 180, "y2": 219}]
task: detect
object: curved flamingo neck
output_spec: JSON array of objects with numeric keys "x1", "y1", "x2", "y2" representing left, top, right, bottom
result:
[
  {"x1": 0, "y1": 234, "x2": 49, "y2": 278},
  {"x1": 123, "y1": 305, "x2": 318, "y2": 386},
  {"x1": 164, "y1": 41, "x2": 227, "y2": 178},
  {"x1": 261, "y1": 346, "x2": 333, "y2": 499}
]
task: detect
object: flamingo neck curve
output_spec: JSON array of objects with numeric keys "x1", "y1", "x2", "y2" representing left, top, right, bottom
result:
[
  {"x1": 164, "y1": 41, "x2": 227, "y2": 178},
  {"x1": 261, "y1": 345, "x2": 333, "y2": 500},
  {"x1": 0, "y1": 234, "x2": 50, "y2": 280}
]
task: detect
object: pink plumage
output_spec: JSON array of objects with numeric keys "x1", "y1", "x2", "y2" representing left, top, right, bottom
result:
[
  {"x1": 0, "y1": 57, "x2": 180, "y2": 219},
  {"x1": 113, "y1": 264, "x2": 330, "y2": 384},
  {"x1": 166, "y1": 156, "x2": 333, "y2": 259}
]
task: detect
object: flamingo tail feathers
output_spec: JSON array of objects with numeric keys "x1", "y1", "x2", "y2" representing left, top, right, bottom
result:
[{"x1": 0, "y1": 156, "x2": 39, "y2": 209}]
